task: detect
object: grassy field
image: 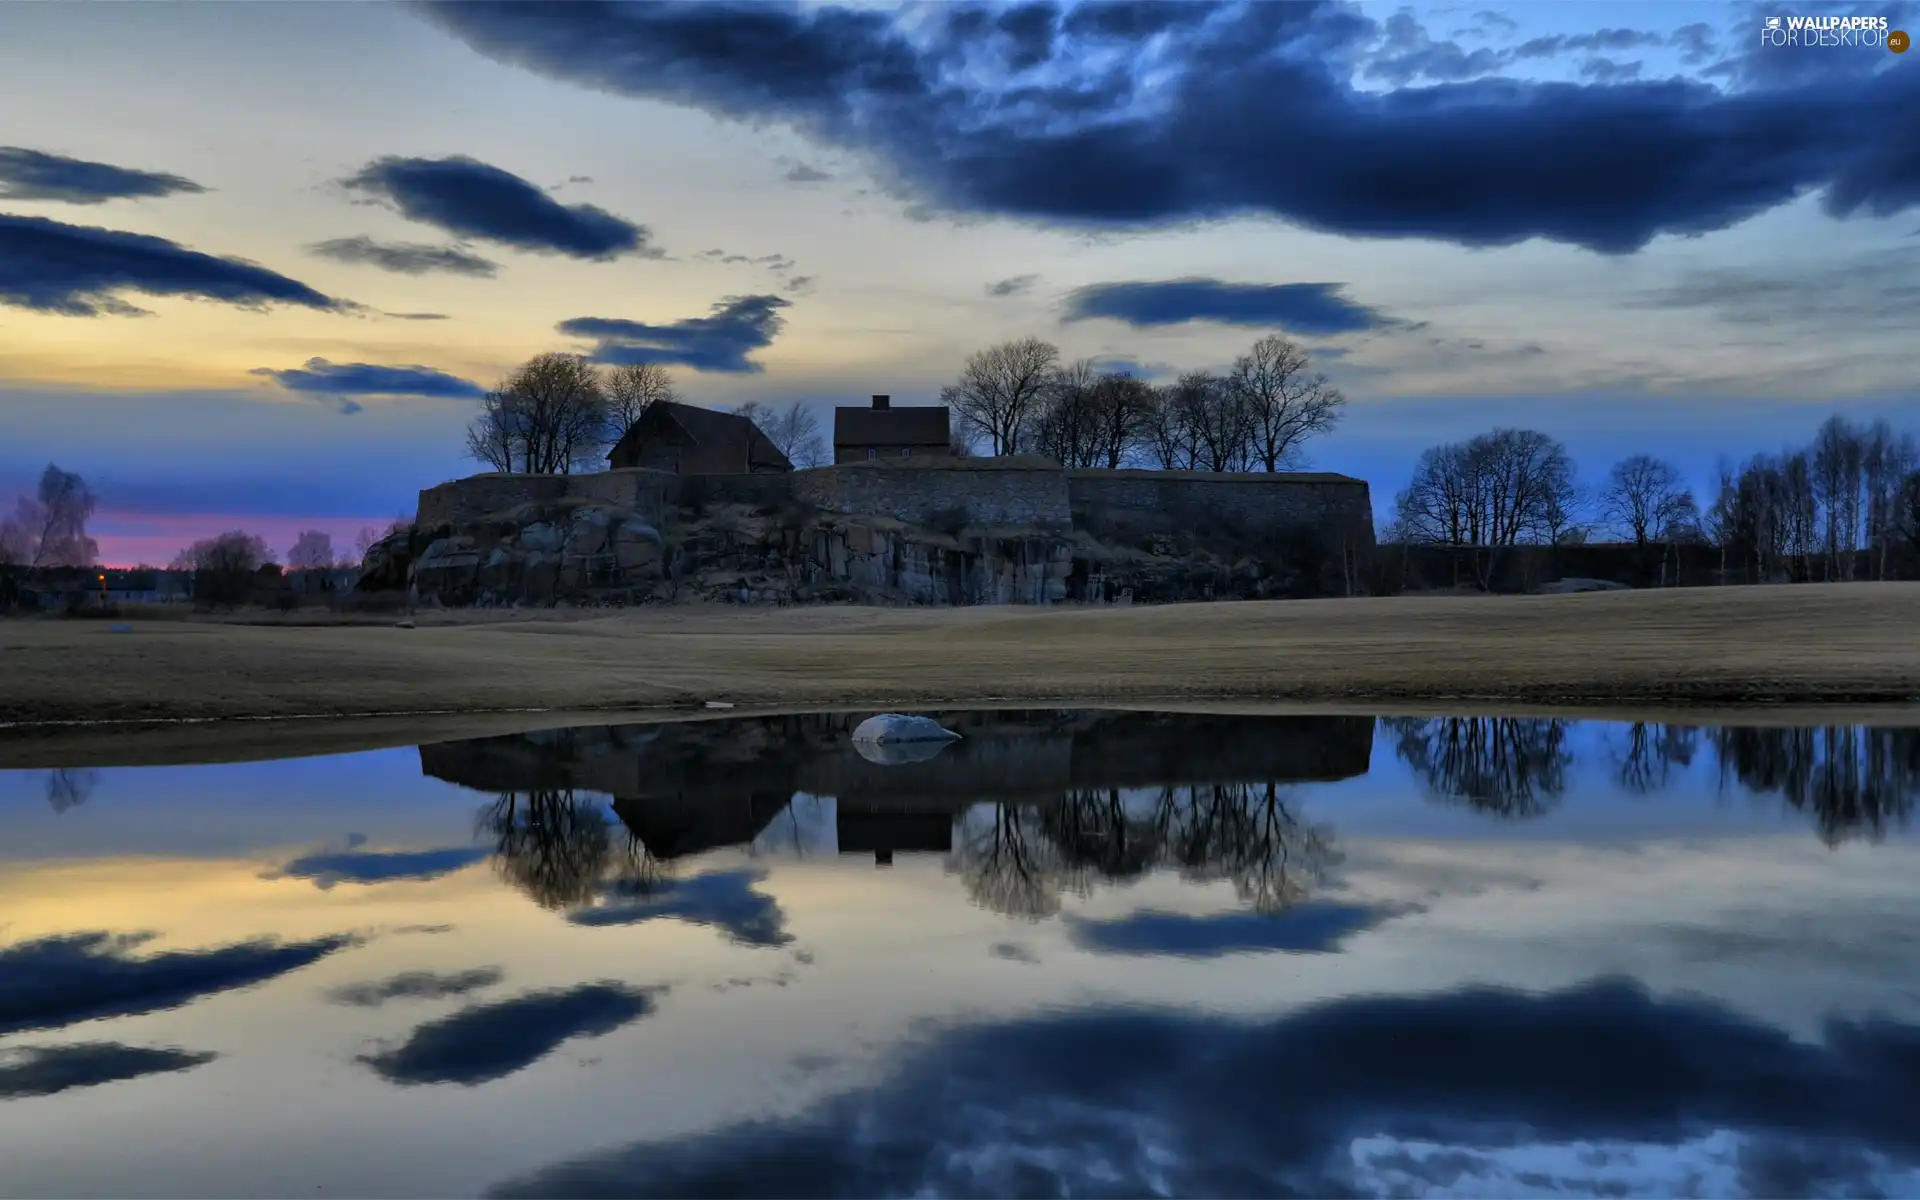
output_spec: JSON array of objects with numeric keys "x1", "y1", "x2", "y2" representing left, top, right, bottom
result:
[{"x1": 1, "y1": 583, "x2": 1916, "y2": 766}]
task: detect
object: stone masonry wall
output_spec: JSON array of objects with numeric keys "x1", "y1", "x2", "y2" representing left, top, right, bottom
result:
[
  {"x1": 793, "y1": 462, "x2": 1071, "y2": 529},
  {"x1": 1067, "y1": 470, "x2": 1376, "y2": 550},
  {"x1": 417, "y1": 470, "x2": 673, "y2": 528}
]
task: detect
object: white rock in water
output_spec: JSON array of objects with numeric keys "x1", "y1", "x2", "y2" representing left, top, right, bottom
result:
[{"x1": 851, "y1": 714, "x2": 962, "y2": 745}]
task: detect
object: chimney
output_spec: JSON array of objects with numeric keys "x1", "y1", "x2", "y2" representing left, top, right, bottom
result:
[{"x1": 871, "y1": 394, "x2": 890, "y2": 410}]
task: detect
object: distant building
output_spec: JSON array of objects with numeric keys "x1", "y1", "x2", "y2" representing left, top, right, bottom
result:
[
  {"x1": 833, "y1": 395, "x2": 951, "y2": 464},
  {"x1": 606, "y1": 401, "x2": 793, "y2": 474}
]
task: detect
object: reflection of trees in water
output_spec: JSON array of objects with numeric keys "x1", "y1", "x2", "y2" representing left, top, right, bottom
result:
[
  {"x1": 1712, "y1": 726, "x2": 1920, "y2": 846},
  {"x1": 476, "y1": 789, "x2": 667, "y2": 909},
  {"x1": 44, "y1": 767, "x2": 98, "y2": 814},
  {"x1": 952, "y1": 781, "x2": 1337, "y2": 919},
  {"x1": 1385, "y1": 717, "x2": 1571, "y2": 817},
  {"x1": 1611, "y1": 722, "x2": 1700, "y2": 795}
]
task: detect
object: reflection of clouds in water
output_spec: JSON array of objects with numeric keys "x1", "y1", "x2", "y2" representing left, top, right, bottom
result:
[
  {"x1": 745, "y1": 794, "x2": 837, "y2": 859},
  {"x1": 1065, "y1": 901, "x2": 1420, "y2": 960},
  {"x1": 488, "y1": 978, "x2": 1920, "y2": 1199},
  {"x1": 327, "y1": 967, "x2": 504, "y2": 1008},
  {"x1": 269, "y1": 839, "x2": 488, "y2": 888},
  {"x1": 360, "y1": 982, "x2": 663, "y2": 1087},
  {"x1": 0, "y1": 930, "x2": 354, "y2": 1036},
  {"x1": 989, "y1": 941, "x2": 1040, "y2": 965},
  {"x1": 568, "y1": 869, "x2": 792, "y2": 947},
  {"x1": 0, "y1": 1042, "x2": 217, "y2": 1098}
]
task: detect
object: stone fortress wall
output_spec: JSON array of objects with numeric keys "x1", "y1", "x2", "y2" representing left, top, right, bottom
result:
[{"x1": 418, "y1": 459, "x2": 1376, "y2": 552}]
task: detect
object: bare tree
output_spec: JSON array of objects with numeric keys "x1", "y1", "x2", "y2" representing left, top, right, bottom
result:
[
  {"x1": 1228, "y1": 334, "x2": 1346, "y2": 471},
  {"x1": 1601, "y1": 454, "x2": 1696, "y2": 546},
  {"x1": 353, "y1": 526, "x2": 383, "y2": 560},
  {"x1": 603, "y1": 362, "x2": 677, "y2": 440},
  {"x1": 940, "y1": 337, "x2": 1059, "y2": 455},
  {"x1": 1168, "y1": 370, "x2": 1253, "y2": 472},
  {"x1": 464, "y1": 353, "x2": 610, "y2": 474},
  {"x1": 949, "y1": 429, "x2": 976, "y2": 458},
  {"x1": 11, "y1": 464, "x2": 99, "y2": 569},
  {"x1": 287, "y1": 529, "x2": 334, "y2": 571},
  {"x1": 734, "y1": 400, "x2": 825, "y2": 467},
  {"x1": 1029, "y1": 358, "x2": 1107, "y2": 468},
  {"x1": 1394, "y1": 428, "x2": 1578, "y2": 588},
  {"x1": 172, "y1": 530, "x2": 273, "y2": 607},
  {"x1": 1087, "y1": 372, "x2": 1154, "y2": 469}
]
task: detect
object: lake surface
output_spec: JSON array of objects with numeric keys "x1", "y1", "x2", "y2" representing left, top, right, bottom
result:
[{"x1": 2, "y1": 710, "x2": 1919, "y2": 1198}]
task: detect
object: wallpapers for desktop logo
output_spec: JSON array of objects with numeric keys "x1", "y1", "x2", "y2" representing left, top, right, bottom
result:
[{"x1": 1760, "y1": 13, "x2": 1907, "y2": 50}]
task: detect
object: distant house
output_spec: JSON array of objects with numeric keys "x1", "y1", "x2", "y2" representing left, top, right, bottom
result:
[
  {"x1": 833, "y1": 395, "x2": 951, "y2": 464},
  {"x1": 606, "y1": 401, "x2": 793, "y2": 474}
]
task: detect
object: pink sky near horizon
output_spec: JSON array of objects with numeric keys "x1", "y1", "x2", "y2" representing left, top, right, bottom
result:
[{"x1": 83, "y1": 510, "x2": 393, "y2": 569}]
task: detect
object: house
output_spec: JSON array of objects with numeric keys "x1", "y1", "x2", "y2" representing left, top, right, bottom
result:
[
  {"x1": 606, "y1": 401, "x2": 793, "y2": 474},
  {"x1": 833, "y1": 395, "x2": 951, "y2": 464}
]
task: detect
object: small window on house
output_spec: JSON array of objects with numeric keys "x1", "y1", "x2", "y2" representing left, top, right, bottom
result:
[
  {"x1": 867, "y1": 448, "x2": 877, "y2": 460},
  {"x1": 902, "y1": 448, "x2": 912, "y2": 458}
]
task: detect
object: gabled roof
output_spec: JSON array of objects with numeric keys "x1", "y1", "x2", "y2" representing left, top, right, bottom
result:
[
  {"x1": 610, "y1": 401, "x2": 792, "y2": 471},
  {"x1": 834, "y1": 404, "x2": 950, "y2": 448}
]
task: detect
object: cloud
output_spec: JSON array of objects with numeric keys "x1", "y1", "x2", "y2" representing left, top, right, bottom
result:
[
  {"x1": 0, "y1": 930, "x2": 353, "y2": 1036},
  {"x1": 309, "y1": 235, "x2": 499, "y2": 278},
  {"x1": 1065, "y1": 901, "x2": 1417, "y2": 959},
  {"x1": 696, "y1": 249, "x2": 796, "y2": 272},
  {"x1": 987, "y1": 273, "x2": 1038, "y2": 297},
  {"x1": 250, "y1": 359, "x2": 487, "y2": 402},
  {"x1": 567, "y1": 869, "x2": 791, "y2": 947},
  {"x1": 989, "y1": 941, "x2": 1040, "y2": 964},
  {"x1": 1669, "y1": 22, "x2": 1718, "y2": 65},
  {"x1": 1063, "y1": 278, "x2": 1392, "y2": 334},
  {"x1": 327, "y1": 967, "x2": 505, "y2": 1008},
  {"x1": 384, "y1": 311, "x2": 450, "y2": 320},
  {"x1": 558, "y1": 295, "x2": 790, "y2": 373},
  {"x1": 0, "y1": 1042, "x2": 218, "y2": 1099},
  {"x1": 1510, "y1": 28, "x2": 1666, "y2": 59},
  {"x1": 1579, "y1": 57, "x2": 1643, "y2": 83},
  {"x1": 360, "y1": 982, "x2": 661, "y2": 1086},
  {"x1": 413, "y1": 1, "x2": 1920, "y2": 254},
  {"x1": 268, "y1": 843, "x2": 490, "y2": 887},
  {"x1": 486, "y1": 978, "x2": 1920, "y2": 1198},
  {"x1": 784, "y1": 163, "x2": 832, "y2": 183},
  {"x1": 0, "y1": 213, "x2": 349, "y2": 316},
  {"x1": 342, "y1": 154, "x2": 660, "y2": 260},
  {"x1": 0, "y1": 146, "x2": 207, "y2": 205}
]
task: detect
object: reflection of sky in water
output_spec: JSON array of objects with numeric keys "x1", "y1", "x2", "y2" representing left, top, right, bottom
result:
[{"x1": 0, "y1": 713, "x2": 1914, "y2": 1198}]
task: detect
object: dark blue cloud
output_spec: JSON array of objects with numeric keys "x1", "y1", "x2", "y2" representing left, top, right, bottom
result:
[
  {"x1": 309, "y1": 235, "x2": 499, "y2": 278},
  {"x1": 415, "y1": 1, "x2": 1920, "y2": 254},
  {"x1": 342, "y1": 155, "x2": 659, "y2": 261},
  {"x1": 987, "y1": 273, "x2": 1037, "y2": 297},
  {"x1": 488, "y1": 978, "x2": 1920, "y2": 1198},
  {"x1": 360, "y1": 982, "x2": 661, "y2": 1086},
  {"x1": 567, "y1": 869, "x2": 791, "y2": 947},
  {"x1": 558, "y1": 295, "x2": 790, "y2": 373},
  {"x1": 250, "y1": 359, "x2": 487, "y2": 401},
  {"x1": 0, "y1": 147, "x2": 207, "y2": 205},
  {"x1": 326, "y1": 967, "x2": 505, "y2": 1008},
  {"x1": 270, "y1": 844, "x2": 490, "y2": 888},
  {"x1": 1066, "y1": 901, "x2": 1415, "y2": 959},
  {"x1": 0, "y1": 213, "x2": 350, "y2": 317},
  {"x1": 1063, "y1": 278, "x2": 1391, "y2": 334},
  {"x1": 0, "y1": 1042, "x2": 218, "y2": 1098},
  {"x1": 0, "y1": 930, "x2": 353, "y2": 1036},
  {"x1": 784, "y1": 163, "x2": 832, "y2": 183}
]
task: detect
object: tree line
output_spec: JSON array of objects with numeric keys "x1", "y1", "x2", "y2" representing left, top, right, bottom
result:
[
  {"x1": 941, "y1": 333, "x2": 1347, "y2": 471},
  {"x1": 463, "y1": 354, "x2": 825, "y2": 474},
  {"x1": 1391, "y1": 415, "x2": 1920, "y2": 583}
]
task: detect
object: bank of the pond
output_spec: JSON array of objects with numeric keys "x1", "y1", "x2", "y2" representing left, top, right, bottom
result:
[{"x1": 0, "y1": 584, "x2": 1916, "y2": 767}]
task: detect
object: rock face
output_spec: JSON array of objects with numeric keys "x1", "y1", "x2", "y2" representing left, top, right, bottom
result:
[{"x1": 375, "y1": 495, "x2": 1352, "y2": 609}]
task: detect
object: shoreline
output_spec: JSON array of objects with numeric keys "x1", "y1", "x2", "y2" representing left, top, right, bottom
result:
[{"x1": 1, "y1": 584, "x2": 1915, "y2": 767}]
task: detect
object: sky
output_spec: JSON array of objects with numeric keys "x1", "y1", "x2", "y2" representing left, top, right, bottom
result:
[{"x1": 0, "y1": 0, "x2": 1915, "y2": 566}]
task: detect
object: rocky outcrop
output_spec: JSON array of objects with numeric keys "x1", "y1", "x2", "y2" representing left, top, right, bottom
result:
[{"x1": 370, "y1": 494, "x2": 1353, "y2": 609}]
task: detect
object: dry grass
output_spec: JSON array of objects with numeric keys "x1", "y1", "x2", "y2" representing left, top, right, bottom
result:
[{"x1": 0, "y1": 584, "x2": 1915, "y2": 760}]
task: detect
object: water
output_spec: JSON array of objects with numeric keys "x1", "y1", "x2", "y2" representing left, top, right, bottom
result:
[{"x1": 2, "y1": 710, "x2": 1918, "y2": 1198}]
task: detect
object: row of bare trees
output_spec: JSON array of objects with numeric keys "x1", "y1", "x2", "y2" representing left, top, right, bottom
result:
[
  {"x1": 463, "y1": 354, "x2": 827, "y2": 474},
  {"x1": 942, "y1": 334, "x2": 1348, "y2": 471},
  {"x1": 1391, "y1": 415, "x2": 1920, "y2": 582},
  {"x1": 1705, "y1": 416, "x2": 1920, "y2": 583}
]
